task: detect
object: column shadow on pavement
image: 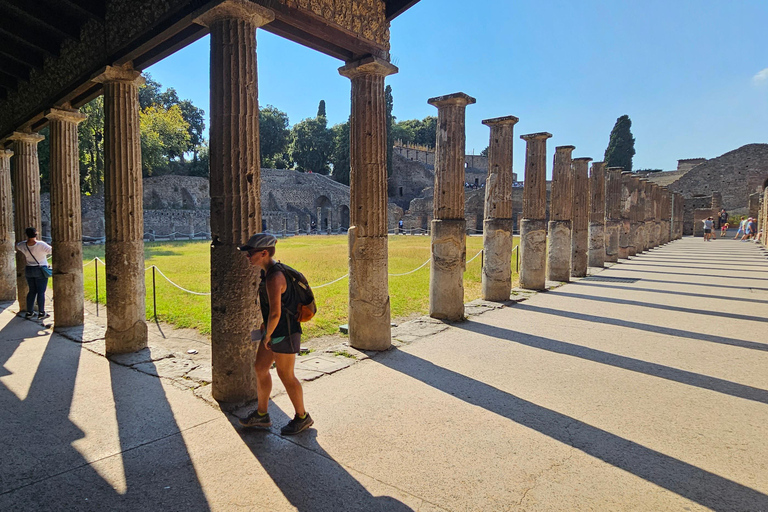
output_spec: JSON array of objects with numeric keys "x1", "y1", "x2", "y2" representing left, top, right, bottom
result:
[
  {"x1": 611, "y1": 276, "x2": 768, "y2": 293},
  {"x1": 373, "y1": 347, "x2": 768, "y2": 512},
  {"x1": 574, "y1": 280, "x2": 768, "y2": 306},
  {"x1": 232, "y1": 407, "x2": 414, "y2": 512},
  {"x1": 618, "y1": 267, "x2": 768, "y2": 281}
]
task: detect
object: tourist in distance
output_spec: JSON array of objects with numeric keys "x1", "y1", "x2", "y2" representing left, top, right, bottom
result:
[
  {"x1": 238, "y1": 233, "x2": 313, "y2": 435},
  {"x1": 742, "y1": 217, "x2": 756, "y2": 241},
  {"x1": 15, "y1": 227, "x2": 52, "y2": 319},
  {"x1": 734, "y1": 216, "x2": 747, "y2": 239},
  {"x1": 702, "y1": 216, "x2": 714, "y2": 241},
  {"x1": 720, "y1": 222, "x2": 729, "y2": 238},
  {"x1": 718, "y1": 209, "x2": 728, "y2": 234}
]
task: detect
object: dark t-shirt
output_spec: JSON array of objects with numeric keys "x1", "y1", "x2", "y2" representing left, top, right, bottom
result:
[
  {"x1": 719, "y1": 211, "x2": 728, "y2": 223},
  {"x1": 258, "y1": 264, "x2": 302, "y2": 338}
]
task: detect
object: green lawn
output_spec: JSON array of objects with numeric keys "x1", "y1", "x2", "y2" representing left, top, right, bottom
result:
[{"x1": 82, "y1": 235, "x2": 520, "y2": 339}]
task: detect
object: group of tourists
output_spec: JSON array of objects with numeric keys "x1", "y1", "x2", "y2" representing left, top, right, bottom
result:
[
  {"x1": 703, "y1": 209, "x2": 762, "y2": 243},
  {"x1": 734, "y1": 216, "x2": 762, "y2": 242}
]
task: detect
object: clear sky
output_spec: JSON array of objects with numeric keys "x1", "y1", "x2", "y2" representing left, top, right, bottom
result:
[{"x1": 147, "y1": 0, "x2": 768, "y2": 176}]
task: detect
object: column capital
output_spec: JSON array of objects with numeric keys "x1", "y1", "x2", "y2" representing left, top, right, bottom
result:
[
  {"x1": 8, "y1": 131, "x2": 45, "y2": 144},
  {"x1": 606, "y1": 166, "x2": 624, "y2": 172},
  {"x1": 520, "y1": 132, "x2": 552, "y2": 141},
  {"x1": 45, "y1": 107, "x2": 87, "y2": 125},
  {"x1": 555, "y1": 145, "x2": 575, "y2": 152},
  {"x1": 195, "y1": 0, "x2": 274, "y2": 27},
  {"x1": 573, "y1": 157, "x2": 593, "y2": 163},
  {"x1": 428, "y1": 92, "x2": 476, "y2": 108},
  {"x1": 338, "y1": 56, "x2": 398, "y2": 79},
  {"x1": 0, "y1": 149, "x2": 12, "y2": 161},
  {"x1": 482, "y1": 115, "x2": 518, "y2": 127},
  {"x1": 92, "y1": 64, "x2": 145, "y2": 85}
]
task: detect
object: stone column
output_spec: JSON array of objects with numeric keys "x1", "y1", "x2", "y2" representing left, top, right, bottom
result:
[
  {"x1": 339, "y1": 56, "x2": 398, "y2": 347},
  {"x1": 634, "y1": 177, "x2": 646, "y2": 253},
  {"x1": 9, "y1": 131, "x2": 45, "y2": 311},
  {"x1": 196, "y1": 1, "x2": 274, "y2": 401},
  {"x1": 546, "y1": 146, "x2": 574, "y2": 283},
  {"x1": 46, "y1": 108, "x2": 87, "y2": 328},
  {"x1": 652, "y1": 184, "x2": 662, "y2": 247},
  {"x1": 519, "y1": 132, "x2": 552, "y2": 290},
  {"x1": 481, "y1": 115, "x2": 518, "y2": 301},
  {"x1": 93, "y1": 66, "x2": 147, "y2": 354},
  {"x1": 604, "y1": 167, "x2": 622, "y2": 263},
  {"x1": 571, "y1": 157, "x2": 591, "y2": 277},
  {"x1": 588, "y1": 161, "x2": 606, "y2": 268},
  {"x1": 627, "y1": 175, "x2": 638, "y2": 256},
  {"x1": 426, "y1": 92, "x2": 475, "y2": 320},
  {"x1": 0, "y1": 149, "x2": 15, "y2": 300},
  {"x1": 618, "y1": 171, "x2": 632, "y2": 259}
]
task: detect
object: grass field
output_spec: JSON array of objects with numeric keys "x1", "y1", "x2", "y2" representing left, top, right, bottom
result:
[{"x1": 82, "y1": 235, "x2": 520, "y2": 340}]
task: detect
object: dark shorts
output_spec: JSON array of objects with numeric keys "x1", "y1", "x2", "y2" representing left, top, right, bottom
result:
[
  {"x1": 269, "y1": 332, "x2": 302, "y2": 354},
  {"x1": 704, "y1": 229, "x2": 711, "y2": 234}
]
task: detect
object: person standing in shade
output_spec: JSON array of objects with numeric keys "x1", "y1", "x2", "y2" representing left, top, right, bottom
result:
[
  {"x1": 238, "y1": 233, "x2": 313, "y2": 435},
  {"x1": 702, "y1": 217, "x2": 714, "y2": 241},
  {"x1": 718, "y1": 209, "x2": 728, "y2": 236},
  {"x1": 15, "y1": 227, "x2": 52, "y2": 319}
]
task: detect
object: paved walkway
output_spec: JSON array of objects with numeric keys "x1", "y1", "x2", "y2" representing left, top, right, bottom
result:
[{"x1": 1, "y1": 237, "x2": 767, "y2": 511}]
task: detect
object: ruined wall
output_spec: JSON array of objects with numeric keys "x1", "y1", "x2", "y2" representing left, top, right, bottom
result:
[{"x1": 683, "y1": 196, "x2": 714, "y2": 236}]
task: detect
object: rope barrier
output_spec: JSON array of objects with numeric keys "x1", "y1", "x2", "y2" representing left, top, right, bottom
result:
[
  {"x1": 466, "y1": 249, "x2": 484, "y2": 264},
  {"x1": 313, "y1": 274, "x2": 349, "y2": 289},
  {"x1": 150, "y1": 265, "x2": 212, "y2": 296},
  {"x1": 388, "y1": 258, "x2": 430, "y2": 277}
]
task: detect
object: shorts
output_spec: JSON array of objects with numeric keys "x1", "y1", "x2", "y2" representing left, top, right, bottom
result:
[
  {"x1": 269, "y1": 332, "x2": 302, "y2": 354},
  {"x1": 704, "y1": 229, "x2": 711, "y2": 234}
]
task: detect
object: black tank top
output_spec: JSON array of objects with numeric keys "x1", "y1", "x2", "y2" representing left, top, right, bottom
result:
[{"x1": 258, "y1": 263, "x2": 302, "y2": 337}]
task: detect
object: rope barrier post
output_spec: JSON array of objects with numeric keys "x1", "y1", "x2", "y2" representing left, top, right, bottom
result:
[
  {"x1": 152, "y1": 266, "x2": 158, "y2": 321},
  {"x1": 480, "y1": 249, "x2": 483, "y2": 269},
  {"x1": 95, "y1": 258, "x2": 99, "y2": 317},
  {"x1": 516, "y1": 245, "x2": 519, "y2": 273}
]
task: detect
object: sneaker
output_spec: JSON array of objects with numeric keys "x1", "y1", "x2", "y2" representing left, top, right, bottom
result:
[
  {"x1": 281, "y1": 413, "x2": 314, "y2": 435},
  {"x1": 24, "y1": 312, "x2": 34, "y2": 319},
  {"x1": 38, "y1": 312, "x2": 50, "y2": 320},
  {"x1": 239, "y1": 410, "x2": 271, "y2": 428}
]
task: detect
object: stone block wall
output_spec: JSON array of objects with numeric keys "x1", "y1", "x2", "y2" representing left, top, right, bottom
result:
[{"x1": 683, "y1": 196, "x2": 714, "y2": 236}]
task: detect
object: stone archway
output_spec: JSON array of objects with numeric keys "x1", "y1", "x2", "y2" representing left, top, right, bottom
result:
[
  {"x1": 339, "y1": 204, "x2": 350, "y2": 230},
  {"x1": 315, "y1": 195, "x2": 333, "y2": 230}
]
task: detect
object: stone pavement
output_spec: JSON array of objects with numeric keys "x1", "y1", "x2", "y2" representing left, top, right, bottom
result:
[{"x1": 1, "y1": 237, "x2": 767, "y2": 511}]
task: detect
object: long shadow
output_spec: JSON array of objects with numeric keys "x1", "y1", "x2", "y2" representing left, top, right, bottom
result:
[
  {"x1": 515, "y1": 303, "x2": 768, "y2": 353},
  {"x1": 552, "y1": 290, "x2": 768, "y2": 324},
  {"x1": 612, "y1": 276, "x2": 768, "y2": 293},
  {"x1": 622, "y1": 263, "x2": 768, "y2": 272},
  {"x1": 233, "y1": 407, "x2": 414, "y2": 511},
  {"x1": 451, "y1": 321, "x2": 768, "y2": 405},
  {"x1": 617, "y1": 267, "x2": 768, "y2": 281},
  {"x1": 373, "y1": 349, "x2": 768, "y2": 511},
  {"x1": 573, "y1": 281, "x2": 768, "y2": 306}
]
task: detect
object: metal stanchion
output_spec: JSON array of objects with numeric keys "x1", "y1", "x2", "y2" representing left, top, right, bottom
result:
[
  {"x1": 152, "y1": 266, "x2": 158, "y2": 320},
  {"x1": 95, "y1": 259, "x2": 99, "y2": 317}
]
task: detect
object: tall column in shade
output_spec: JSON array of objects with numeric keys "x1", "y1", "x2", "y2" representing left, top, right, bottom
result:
[
  {"x1": 93, "y1": 65, "x2": 147, "y2": 354},
  {"x1": 618, "y1": 171, "x2": 632, "y2": 259},
  {"x1": 588, "y1": 161, "x2": 606, "y2": 268},
  {"x1": 195, "y1": 1, "x2": 274, "y2": 401},
  {"x1": 339, "y1": 56, "x2": 398, "y2": 349},
  {"x1": 651, "y1": 183, "x2": 661, "y2": 247},
  {"x1": 427, "y1": 92, "x2": 475, "y2": 320},
  {"x1": 547, "y1": 146, "x2": 574, "y2": 282},
  {"x1": 481, "y1": 115, "x2": 518, "y2": 301},
  {"x1": 9, "y1": 131, "x2": 45, "y2": 311},
  {"x1": 635, "y1": 178, "x2": 647, "y2": 253},
  {"x1": 571, "y1": 157, "x2": 592, "y2": 277},
  {"x1": 644, "y1": 180, "x2": 654, "y2": 250},
  {"x1": 519, "y1": 132, "x2": 552, "y2": 290},
  {"x1": 0, "y1": 149, "x2": 14, "y2": 300},
  {"x1": 604, "y1": 167, "x2": 622, "y2": 263},
  {"x1": 628, "y1": 175, "x2": 640, "y2": 256},
  {"x1": 46, "y1": 107, "x2": 87, "y2": 328}
]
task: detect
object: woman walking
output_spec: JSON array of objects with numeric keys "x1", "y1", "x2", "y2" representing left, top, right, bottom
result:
[{"x1": 15, "y1": 227, "x2": 52, "y2": 319}]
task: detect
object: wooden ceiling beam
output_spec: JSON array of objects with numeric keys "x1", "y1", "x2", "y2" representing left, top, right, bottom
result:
[
  {"x1": 386, "y1": 0, "x2": 421, "y2": 21},
  {"x1": 0, "y1": 34, "x2": 46, "y2": 69},
  {"x1": 0, "y1": 54, "x2": 31, "y2": 81},
  {"x1": 0, "y1": 70, "x2": 19, "y2": 91},
  {"x1": 57, "y1": 0, "x2": 106, "y2": 21},
  {"x1": 0, "y1": 16, "x2": 62, "y2": 58},
  {"x1": 0, "y1": 0, "x2": 83, "y2": 41}
]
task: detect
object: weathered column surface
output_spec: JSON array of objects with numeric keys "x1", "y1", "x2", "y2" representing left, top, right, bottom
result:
[
  {"x1": 571, "y1": 157, "x2": 591, "y2": 277},
  {"x1": 9, "y1": 131, "x2": 45, "y2": 311},
  {"x1": 519, "y1": 132, "x2": 552, "y2": 290},
  {"x1": 0, "y1": 149, "x2": 15, "y2": 300},
  {"x1": 618, "y1": 171, "x2": 632, "y2": 259},
  {"x1": 651, "y1": 184, "x2": 661, "y2": 247},
  {"x1": 634, "y1": 177, "x2": 646, "y2": 254},
  {"x1": 427, "y1": 92, "x2": 475, "y2": 320},
  {"x1": 628, "y1": 175, "x2": 640, "y2": 256},
  {"x1": 588, "y1": 161, "x2": 606, "y2": 268},
  {"x1": 47, "y1": 108, "x2": 87, "y2": 328},
  {"x1": 641, "y1": 179, "x2": 652, "y2": 251},
  {"x1": 547, "y1": 146, "x2": 574, "y2": 283},
  {"x1": 196, "y1": 1, "x2": 274, "y2": 401},
  {"x1": 339, "y1": 56, "x2": 397, "y2": 348},
  {"x1": 481, "y1": 115, "x2": 518, "y2": 301},
  {"x1": 604, "y1": 167, "x2": 622, "y2": 263},
  {"x1": 93, "y1": 66, "x2": 148, "y2": 354}
]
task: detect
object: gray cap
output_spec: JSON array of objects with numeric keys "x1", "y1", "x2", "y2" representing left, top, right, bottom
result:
[{"x1": 238, "y1": 233, "x2": 277, "y2": 252}]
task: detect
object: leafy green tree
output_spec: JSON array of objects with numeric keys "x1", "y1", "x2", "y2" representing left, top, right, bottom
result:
[
  {"x1": 139, "y1": 104, "x2": 190, "y2": 176},
  {"x1": 259, "y1": 105, "x2": 291, "y2": 168},
  {"x1": 38, "y1": 127, "x2": 51, "y2": 193},
  {"x1": 139, "y1": 74, "x2": 163, "y2": 110},
  {"x1": 78, "y1": 97, "x2": 105, "y2": 195},
  {"x1": 480, "y1": 146, "x2": 489, "y2": 158},
  {"x1": 392, "y1": 116, "x2": 437, "y2": 148},
  {"x1": 604, "y1": 114, "x2": 636, "y2": 171},
  {"x1": 330, "y1": 119, "x2": 350, "y2": 185},
  {"x1": 289, "y1": 101, "x2": 332, "y2": 173}
]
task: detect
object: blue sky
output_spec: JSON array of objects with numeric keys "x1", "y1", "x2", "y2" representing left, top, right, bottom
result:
[{"x1": 147, "y1": 0, "x2": 768, "y2": 176}]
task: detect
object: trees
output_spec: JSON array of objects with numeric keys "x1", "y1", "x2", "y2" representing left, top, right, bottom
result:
[
  {"x1": 330, "y1": 120, "x2": 350, "y2": 185},
  {"x1": 289, "y1": 100, "x2": 333, "y2": 174},
  {"x1": 139, "y1": 104, "x2": 190, "y2": 176},
  {"x1": 259, "y1": 105, "x2": 291, "y2": 168},
  {"x1": 604, "y1": 114, "x2": 636, "y2": 171},
  {"x1": 391, "y1": 116, "x2": 437, "y2": 148}
]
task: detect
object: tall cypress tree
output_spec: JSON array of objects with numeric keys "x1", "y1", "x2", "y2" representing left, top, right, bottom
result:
[
  {"x1": 604, "y1": 115, "x2": 636, "y2": 171},
  {"x1": 317, "y1": 99, "x2": 326, "y2": 119}
]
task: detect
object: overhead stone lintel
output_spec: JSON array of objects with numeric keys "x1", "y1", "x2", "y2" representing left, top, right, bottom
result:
[
  {"x1": 194, "y1": 0, "x2": 275, "y2": 27},
  {"x1": 338, "y1": 55, "x2": 398, "y2": 79},
  {"x1": 427, "y1": 92, "x2": 476, "y2": 108}
]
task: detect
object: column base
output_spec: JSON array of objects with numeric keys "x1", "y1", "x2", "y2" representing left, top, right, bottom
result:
[
  {"x1": 605, "y1": 221, "x2": 620, "y2": 263},
  {"x1": 348, "y1": 228, "x2": 391, "y2": 350},
  {"x1": 520, "y1": 218, "x2": 547, "y2": 290},
  {"x1": 547, "y1": 220, "x2": 572, "y2": 282},
  {"x1": 482, "y1": 218, "x2": 513, "y2": 302},
  {"x1": 430, "y1": 219, "x2": 466, "y2": 321},
  {"x1": 106, "y1": 320, "x2": 148, "y2": 355}
]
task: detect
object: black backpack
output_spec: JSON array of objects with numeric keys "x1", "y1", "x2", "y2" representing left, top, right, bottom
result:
[{"x1": 275, "y1": 263, "x2": 317, "y2": 322}]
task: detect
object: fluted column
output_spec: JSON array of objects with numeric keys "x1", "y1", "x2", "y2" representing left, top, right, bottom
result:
[
  {"x1": 46, "y1": 108, "x2": 87, "y2": 328},
  {"x1": 588, "y1": 161, "x2": 606, "y2": 268},
  {"x1": 628, "y1": 175, "x2": 640, "y2": 256},
  {"x1": 0, "y1": 149, "x2": 15, "y2": 300},
  {"x1": 651, "y1": 184, "x2": 661, "y2": 247},
  {"x1": 644, "y1": 181, "x2": 654, "y2": 249},
  {"x1": 547, "y1": 146, "x2": 574, "y2": 282},
  {"x1": 635, "y1": 178, "x2": 647, "y2": 253},
  {"x1": 519, "y1": 132, "x2": 552, "y2": 290},
  {"x1": 604, "y1": 167, "x2": 622, "y2": 263},
  {"x1": 571, "y1": 157, "x2": 591, "y2": 277},
  {"x1": 9, "y1": 131, "x2": 45, "y2": 311},
  {"x1": 618, "y1": 171, "x2": 632, "y2": 259},
  {"x1": 93, "y1": 66, "x2": 147, "y2": 354},
  {"x1": 427, "y1": 92, "x2": 475, "y2": 320},
  {"x1": 195, "y1": 1, "x2": 274, "y2": 401},
  {"x1": 481, "y1": 115, "x2": 518, "y2": 301},
  {"x1": 339, "y1": 56, "x2": 397, "y2": 348}
]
